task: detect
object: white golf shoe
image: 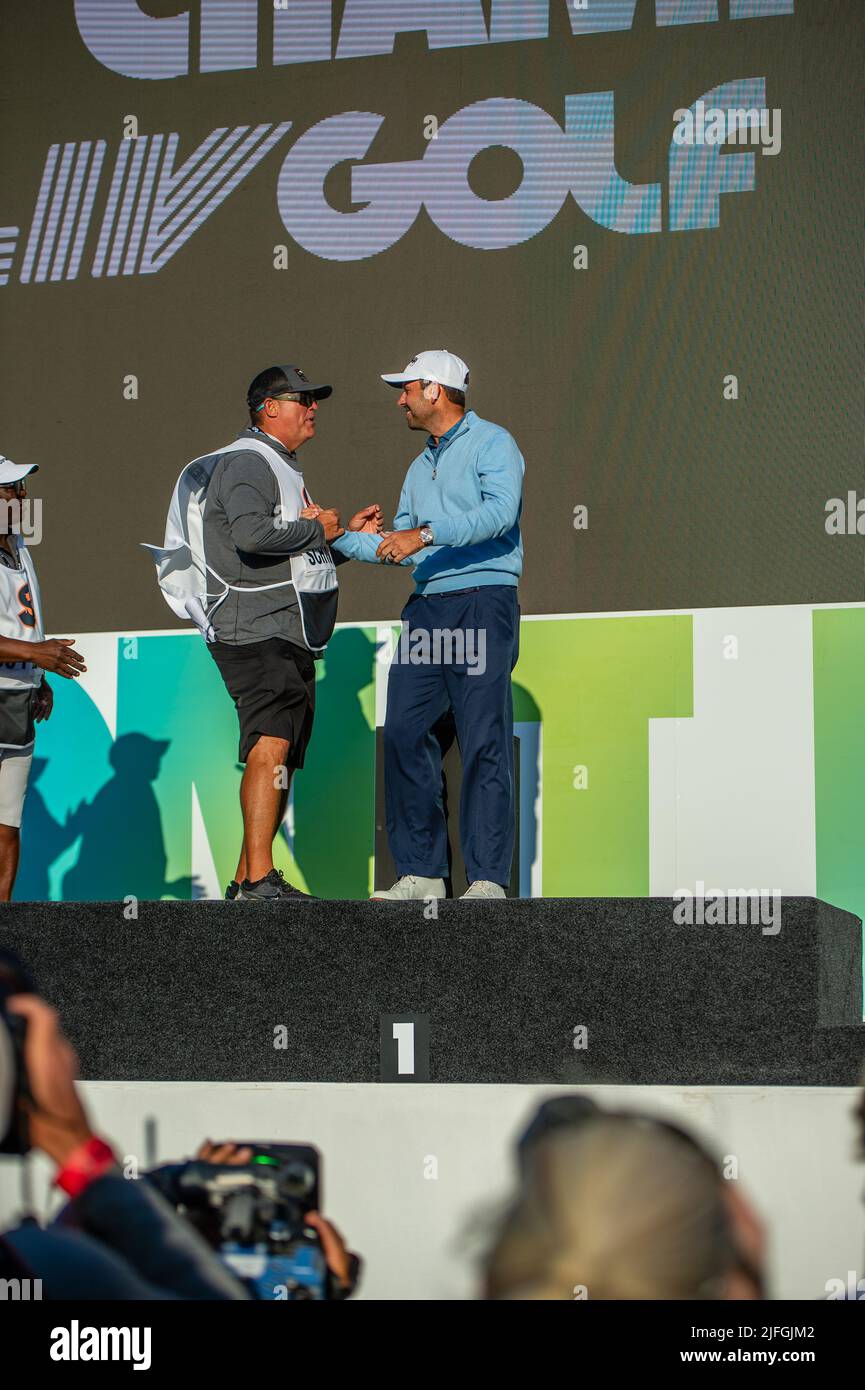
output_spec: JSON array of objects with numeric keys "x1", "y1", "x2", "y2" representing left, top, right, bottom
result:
[
  {"x1": 371, "y1": 875, "x2": 446, "y2": 901},
  {"x1": 460, "y1": 881, "x2": 506, "y2": 900}
]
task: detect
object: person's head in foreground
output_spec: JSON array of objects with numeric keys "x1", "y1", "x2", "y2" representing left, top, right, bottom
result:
[{"x1": 481, "y1": 1097, "x2": 766, "y2": 1300}]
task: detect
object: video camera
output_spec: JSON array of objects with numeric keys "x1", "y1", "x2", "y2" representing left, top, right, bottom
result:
[{"x1": 149, "y1": 1142, "x2": 334, "y2": 1300}]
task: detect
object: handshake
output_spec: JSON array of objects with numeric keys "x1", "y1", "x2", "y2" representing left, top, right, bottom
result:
[
  {"x1": 299, "y1": 501, "x2": 383, "y2": 542},
  {"x1": 299, "y1": 503, "x2": 429, "y2": 564}
]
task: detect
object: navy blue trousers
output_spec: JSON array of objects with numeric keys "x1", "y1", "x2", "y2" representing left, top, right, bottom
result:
[{"x1": 383, "y1": 585, "x2": 520, "y2": 886}]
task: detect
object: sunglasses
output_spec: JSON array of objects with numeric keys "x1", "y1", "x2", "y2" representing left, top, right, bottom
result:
[
  {"x1": 0, "y1": 481, "x2": 25, "y2": 494},
  {"x1": 257, "y1": 392, "x2": 316, "y2": 410}
]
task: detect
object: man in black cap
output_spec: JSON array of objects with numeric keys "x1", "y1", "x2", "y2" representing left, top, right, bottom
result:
[{"x1": 157, "y1": 365, "x2": 381, "y2": 901}]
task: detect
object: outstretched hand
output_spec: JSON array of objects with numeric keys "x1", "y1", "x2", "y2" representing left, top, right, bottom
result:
[
  {"x1": 348, "y1": 504, "x2": 384, "y2": 535},
  {"x1": 33, "y1": 638, "x2": 86, "y2": 680}
]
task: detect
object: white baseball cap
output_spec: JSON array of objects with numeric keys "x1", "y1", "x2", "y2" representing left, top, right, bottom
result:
[
  {"x1": 381, "y1": 349, "x2": 470, "y2": 393},
  {"x1": 0, "y1": 455, "x2": 37, "y2": 485}
]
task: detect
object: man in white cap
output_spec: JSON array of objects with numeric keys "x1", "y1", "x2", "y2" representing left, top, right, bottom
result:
[
  {"x1": 332, "y1": 351, "x2": 524, "y2": 900},
  {"x1": 0, "y1": 455, "x2": 86, "y2": 898}
]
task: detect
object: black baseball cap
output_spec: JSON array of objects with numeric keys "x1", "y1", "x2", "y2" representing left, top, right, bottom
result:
[{"x1": 247, "y1": 365, "x2": 332, "y2": 412}]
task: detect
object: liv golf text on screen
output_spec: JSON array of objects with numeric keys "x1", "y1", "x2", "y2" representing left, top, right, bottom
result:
[{"x1": 3, "y1": 1, "x2": 795, "y2": 284}]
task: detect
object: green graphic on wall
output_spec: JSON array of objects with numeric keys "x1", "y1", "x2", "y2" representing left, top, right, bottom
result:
[
  {"x1": 813, "y1": 607, "x2": 865, "y2": 948},
  {"x1": 516, "y1": 615, "x2": 693, "y2": 896}
]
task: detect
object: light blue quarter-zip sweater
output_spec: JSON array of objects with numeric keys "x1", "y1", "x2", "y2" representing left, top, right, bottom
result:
[{"x1": 332, "y1": 410, "x2": 524, "y2": 593}]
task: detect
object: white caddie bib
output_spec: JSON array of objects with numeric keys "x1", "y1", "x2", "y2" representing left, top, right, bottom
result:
[
  {"x1": 0, "y1": 544, "x2": 44, "y2": 692},
  {"x1": 142, "y1": 435, "x2": 338, "y2": 653}
]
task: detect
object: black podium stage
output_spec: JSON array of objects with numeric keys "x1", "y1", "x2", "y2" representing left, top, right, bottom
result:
[{"x1": 0, "y1": 897, "x2": 862, "y2": 1087}]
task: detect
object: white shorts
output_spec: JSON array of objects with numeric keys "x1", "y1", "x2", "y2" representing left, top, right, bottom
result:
[{"x1": 0, "y1": 744, "x2": 34, "y2": 827}]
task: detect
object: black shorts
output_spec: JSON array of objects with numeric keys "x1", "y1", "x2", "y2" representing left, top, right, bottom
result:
[
  {"x1": 209, "y1": 637, "x2": 316, "y2": 767},
  {"x1": 0, "y1": 688, "x2": 36, "y2": 749}
]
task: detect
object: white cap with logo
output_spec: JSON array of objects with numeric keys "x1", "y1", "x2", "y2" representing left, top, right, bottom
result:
[
  {"x1": 381, "y1": 349, "x2": 470, "y2": 393},
  {"x1": 0, "y1": 455, "x2": 38, "y2": 485}
]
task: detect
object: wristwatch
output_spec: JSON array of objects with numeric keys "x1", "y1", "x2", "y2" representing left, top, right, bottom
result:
[{"x1": 419, "y1": 524, "x2": 435, "y2": 546}]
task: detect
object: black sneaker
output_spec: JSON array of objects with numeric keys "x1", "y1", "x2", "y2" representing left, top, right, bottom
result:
[
  {"x1": 237, "y1": 868, "x2": 313, "y2": 901},
  {"x1": 280, "y1": 879, "x2": 314, "y2": 900},
  {"x1": 225, "y1": 880, "x2": 240, "y2": 900}
]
